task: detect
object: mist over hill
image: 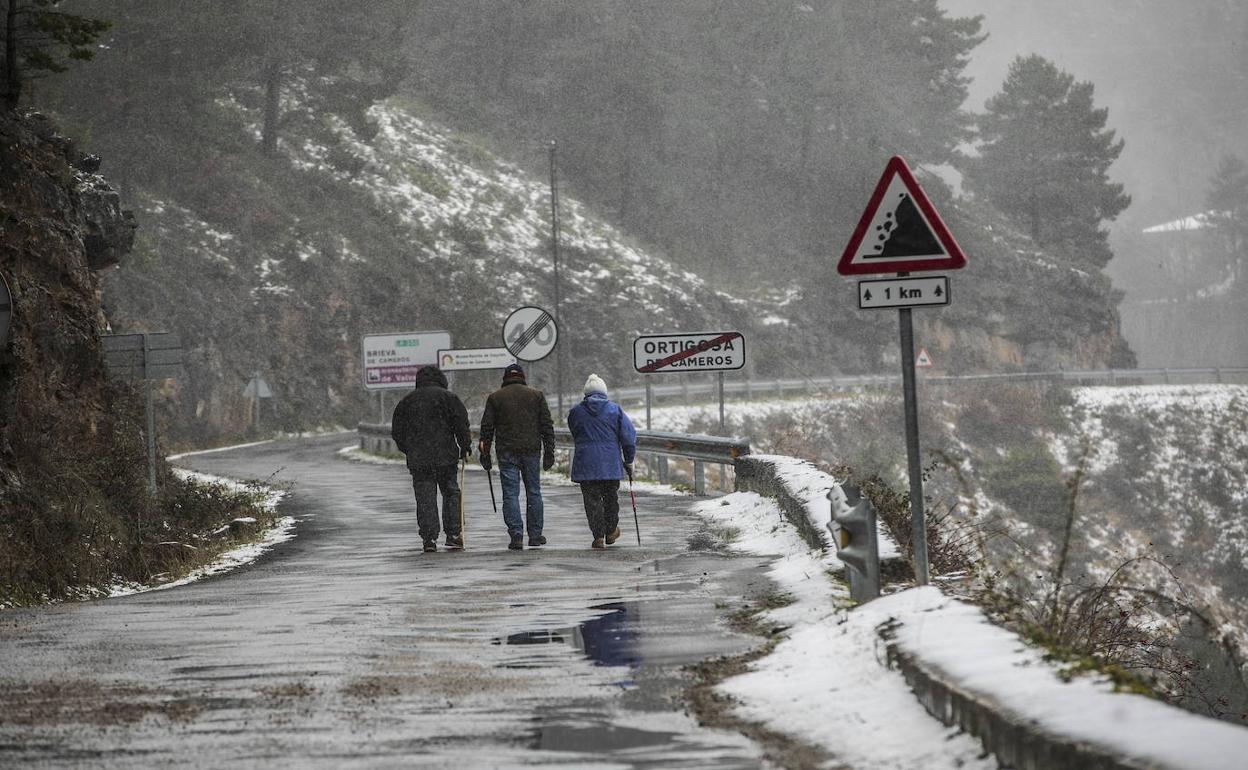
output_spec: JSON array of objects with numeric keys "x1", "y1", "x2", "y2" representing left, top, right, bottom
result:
[{"x1": 31, "y1": 1, "x2": 1138, "y2": 446}]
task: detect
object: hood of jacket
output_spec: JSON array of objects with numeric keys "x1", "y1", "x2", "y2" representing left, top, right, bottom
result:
[
  {"x1": 415, "y1": 365, "x2": 448, "y2": 389},
  {"x1": 581, "y1": 391, "x2": 610, "y2": 416}
]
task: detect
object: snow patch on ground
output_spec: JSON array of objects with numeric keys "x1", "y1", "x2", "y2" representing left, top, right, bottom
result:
[
  {"x1": 107, "y1": 469, "x2": 292, "y2": 599},
  {"x1": 337, "y1": 444, "x2": 403, "y2": 465},
  {"x1": 691, "y1": 492, "x2": 992, "y2": 769},
  {"x1": 168, "y1": 440, "x2": 275, "y2": 460}
]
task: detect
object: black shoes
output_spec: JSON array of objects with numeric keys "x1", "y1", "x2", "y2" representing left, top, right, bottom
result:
[
  {"x1": 529, "y1": 535, "x2": 546, "y2": 547},
  {"x1": 422, "y1": 539, "x2": 437, "y2": 553},
  {"x1": 509, "y1": 535, "x2": 524, "y2": 550},
  {"x1": 445, "y1": 534, "x2": 463, "y2": 550},
  {"x1": 605, "y1": 527, "x2": 621, "y2": 545}
]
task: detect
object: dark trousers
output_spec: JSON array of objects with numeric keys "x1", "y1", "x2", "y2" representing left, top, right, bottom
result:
[
  {"x1": 579, "y1": 479, "x2": 621, "y2": 538},
  {"x1": 410, "y1": 464, "x2": 461, "y2": 542}
]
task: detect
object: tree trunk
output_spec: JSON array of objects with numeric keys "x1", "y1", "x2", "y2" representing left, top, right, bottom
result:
[
  {"x1": 3, "y1": 0, "x2": 19, "y2": 110},
  {"x1": 261, "y1": 58, "x2": 282, "y2": 156}
]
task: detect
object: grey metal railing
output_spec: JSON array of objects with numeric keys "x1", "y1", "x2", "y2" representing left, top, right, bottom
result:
[
  {"x1": 356, "y1": 423, "x2": 750, "y2": 495},
  {"x1": 550, "y1": 366, "x2": 1248, "y2": 409}
]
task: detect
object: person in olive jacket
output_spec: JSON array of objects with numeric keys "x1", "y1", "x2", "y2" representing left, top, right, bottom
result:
[
  {"x1": 567, "y1": 374, "x2": 637, "y2": 549},
  {"x1": 478, "y1": 363, "x2": 555, "y2": 550},
  {"x1": 391, "y1": 365, "x2": 472, "y2": 553}
]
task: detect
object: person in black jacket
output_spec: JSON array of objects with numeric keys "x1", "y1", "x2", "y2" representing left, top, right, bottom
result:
[
  {"x1": 391, "y1": 365, "x2": 472, "y2": 553},
  {"x1": 478, "y1": 363, "x2": 555, "y2": 550}
]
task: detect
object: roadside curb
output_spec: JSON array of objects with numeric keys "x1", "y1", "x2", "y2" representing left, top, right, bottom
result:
[{"x1": 879, "y1": 620, "x2": 1151, "y2": 770}]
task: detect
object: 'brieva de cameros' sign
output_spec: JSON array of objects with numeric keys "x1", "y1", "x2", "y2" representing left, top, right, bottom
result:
[{"x1": 633, "y1": 331, "x2": 745, "y2": 374}]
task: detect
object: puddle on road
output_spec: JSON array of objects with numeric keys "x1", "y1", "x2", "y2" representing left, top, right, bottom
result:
[
  {"x1": 494, "y1": 602, "x2": 640, "y2": 669},
  {"x1": 532, "y1": 722, "x2": 679, "y2": 753}
]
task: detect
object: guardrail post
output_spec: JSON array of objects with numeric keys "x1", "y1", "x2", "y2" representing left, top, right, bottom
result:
[
  {"x1": 1216, "y1": 367, "x2": 1223, "y2": 384},
  {"x1": 829, "y1": 484, "x2": 881, "y2": 603},
  {"x1": 1163, "y1": 367, "x2": 1171, "y2": 384},
  {"x1": 776, "y1": 380, "x2": 784, "y2": 400},
  {"x1": 658, "y1": 456, "x2": 669, "y2": 484},
  {"x1": 720, "y1": 463, "x2": 730, "y2": 492},
  {"x1": 682, "y1": 378, "x2": 690, "y2": 405},
  {"x1": 694, "y1": 461, "x2": 705, "y2": 495}
]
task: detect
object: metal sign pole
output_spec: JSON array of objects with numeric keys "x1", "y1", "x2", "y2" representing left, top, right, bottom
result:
[
  {"x1": 645, "y1": 380, "x2": 652, "y2": 430},
  {"x1": 548, "y1": 140, "x2": 564, "y2": 424},
  {"x1": 718, "y1": 371, "x2": 726, "y2": 434},
  {"x1": 898, "y1": 306, "x2": 930, "y2": 585},
  {"x1": 143, "y1": 334, "x2": 157, "y2": 497}
]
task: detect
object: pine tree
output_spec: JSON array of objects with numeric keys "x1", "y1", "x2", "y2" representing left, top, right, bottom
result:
[
  {"x1": 1205, "y1": 153, "x2": 1248, "y2": 288},
  {"x1": 965, "y1": 54, "x2": 1130, "y2": 269},
  {"x1": 1, "y1": 0, "x2": 108, "y2": 109}
]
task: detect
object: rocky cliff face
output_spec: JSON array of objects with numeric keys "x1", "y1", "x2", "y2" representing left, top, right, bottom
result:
[{"x1": 0, "y1": 110, "x2": 136, "y2": 488}]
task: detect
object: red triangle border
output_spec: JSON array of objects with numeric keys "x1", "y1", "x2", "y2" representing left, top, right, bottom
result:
[{"x1": 837, "y1": 156, "x2": 967, "y2": 276}]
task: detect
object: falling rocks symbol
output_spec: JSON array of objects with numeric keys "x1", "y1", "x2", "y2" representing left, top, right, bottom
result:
[{"x1": 866, "y1": 193, "x2": 943, "y2": 259}]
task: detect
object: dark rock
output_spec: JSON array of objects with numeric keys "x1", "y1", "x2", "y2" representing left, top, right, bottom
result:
[
  {"x1": 75, "y1": 154, "x2": 101, "y2": 173},
  {"x1": 77, "y1": 173, "x2": 137, "y2": 271}
]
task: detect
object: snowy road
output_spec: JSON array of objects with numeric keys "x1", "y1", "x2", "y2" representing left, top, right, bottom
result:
[{"x1": 0, "y1": 434, "x2": 776, "y2": 767}]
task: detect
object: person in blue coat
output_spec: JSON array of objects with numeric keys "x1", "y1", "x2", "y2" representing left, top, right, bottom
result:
[{"x1": 567, "y1": 374, "x2": 637, "y2": 549}]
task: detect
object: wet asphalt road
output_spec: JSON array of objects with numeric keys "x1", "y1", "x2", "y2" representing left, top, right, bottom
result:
[{"x1": 0, "y1": 433, "x2": 775, "y2": 768}]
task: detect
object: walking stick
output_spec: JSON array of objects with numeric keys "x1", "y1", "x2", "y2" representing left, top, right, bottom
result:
[
  {"x1": 458, "y1": 459, "x2": 467, "y2": 548},
  {"x1": 627, "y1": 468, "x2": 640, "y2": 545},
  {"x1": 486, "y1": 466, "x2": 498, "y2": 514}
]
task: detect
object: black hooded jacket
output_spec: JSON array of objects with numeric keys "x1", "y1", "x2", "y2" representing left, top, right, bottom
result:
[{"x1": 390, "y1": 366, "x2": 471, "y2": 469}]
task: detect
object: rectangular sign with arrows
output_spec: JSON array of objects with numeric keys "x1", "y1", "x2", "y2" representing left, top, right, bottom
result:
[{"x1": 857, "y1": 276, "x2": 950, "y2": 310}]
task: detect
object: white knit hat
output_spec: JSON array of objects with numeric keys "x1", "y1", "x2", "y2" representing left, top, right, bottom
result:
[{"x1": 583, "y1": 373, "x2": 608, "y2": 396}]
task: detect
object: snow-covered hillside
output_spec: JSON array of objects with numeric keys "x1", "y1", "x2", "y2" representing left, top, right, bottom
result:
[{"x1": 105, "y1": 93, "x2": 757, "y2": 441}]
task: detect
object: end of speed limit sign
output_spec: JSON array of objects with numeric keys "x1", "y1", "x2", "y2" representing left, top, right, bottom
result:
[{"x1": 502, "y1": 306, "x2": 558, "y2": 362}]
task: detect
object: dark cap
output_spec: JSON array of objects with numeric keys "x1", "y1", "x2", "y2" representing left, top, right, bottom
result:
[{"x1": 502, "y1": 363, "x2": 526, "y2": 384}]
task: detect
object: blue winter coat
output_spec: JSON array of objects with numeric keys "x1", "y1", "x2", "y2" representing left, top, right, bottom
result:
[{"x1": 567, "y1": 393, "x2": 637, "y2": 482}]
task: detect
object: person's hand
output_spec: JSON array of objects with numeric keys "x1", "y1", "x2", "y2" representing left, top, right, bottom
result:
[
  {"x1": 624, "y1": 462, "x2": 633, "y2": 480},
  {"x1": 542, "y1": 451, "x2": 555, "y2": 471}
]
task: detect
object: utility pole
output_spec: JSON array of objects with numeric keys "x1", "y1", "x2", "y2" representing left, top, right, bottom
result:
[{"x1": 548, "y1": 140, "x2": 564, "y2": 422}]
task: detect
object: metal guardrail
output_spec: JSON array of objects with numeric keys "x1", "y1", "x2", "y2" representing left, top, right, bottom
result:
[
  {"x1": 356, "y1": 423, "x2": 750, "y2": 495},
  {"x1": 550, "y1": 366, "x2": 1248, "y2": 408}
]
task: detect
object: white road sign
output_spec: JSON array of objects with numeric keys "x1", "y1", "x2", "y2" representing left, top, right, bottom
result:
[
  {"x1": 243, "y1": 373, "x2": 273, "y2": 398},
  {"x1": 503, "y1": 306, "x2": 558, "y2": 362},
  {"x1": 438, "y1": 347, "x2": 516, "y2": 372},
  {"x1": 857, "y1": 276, "x2": 950, "y2": 310},
  {"x1": 634, "y1": 331, "x2": 746, "y2": 373},
  {"x1": 362, "y1": 330, "x2": 451, "y2": 391}
]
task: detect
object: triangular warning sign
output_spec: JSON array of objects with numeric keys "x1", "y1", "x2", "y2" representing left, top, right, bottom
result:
[
  {"x1": 915, "y1": 347, "x2": 934, "y2": 368},
  {"x1": 837, "y1": 156, "x2": 967, "y2": 275}
]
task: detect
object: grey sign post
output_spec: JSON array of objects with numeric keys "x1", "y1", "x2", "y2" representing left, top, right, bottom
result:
[
  {"x1": 103, "y1": 332, "x2": 183, "y2": 496},
  {"x1": 837, "y1": 156, "x2": 968, "y2": 586}
]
